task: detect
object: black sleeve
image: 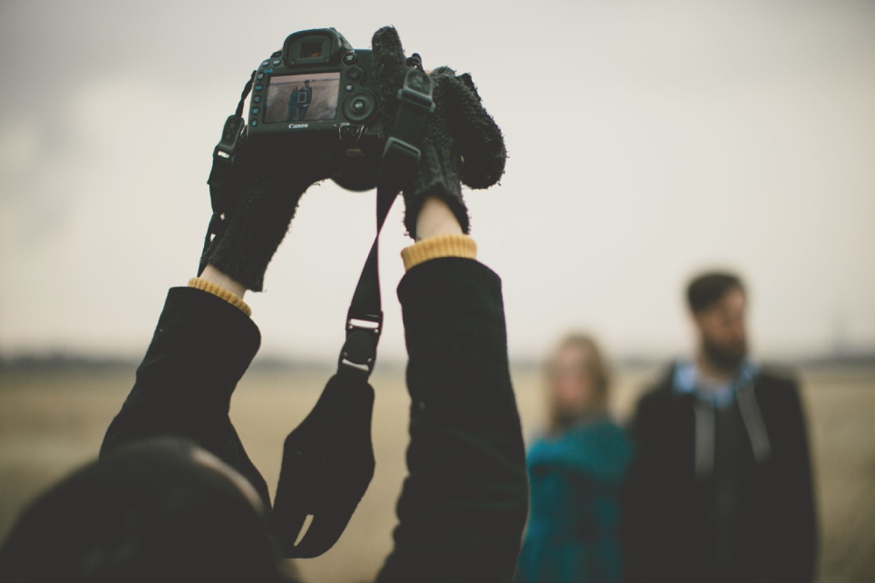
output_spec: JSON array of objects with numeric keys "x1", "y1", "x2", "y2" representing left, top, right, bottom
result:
[
  {"x1": 774, "y1": 380, "x2": 818, "y2": 583},
  {"x1": 99, "y1": 287, "x2": 271, "y2": 508},
  {"x1": 620, "y1": 381, "x2": 695, "y2": 583},
  {"x1": 376, "y1": 258, "x2": 529, "y2": 583},
  {"x1": 621, "y1": 398, "x2": 645, "y2": 583},
  {"x1": 621, "y1": 390, "x2": 664, "y2": 583}
]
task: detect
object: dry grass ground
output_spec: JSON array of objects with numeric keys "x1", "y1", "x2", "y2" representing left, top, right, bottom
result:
[{"x1": 1, "y1": 364, "x2": 873, "y2": 582}]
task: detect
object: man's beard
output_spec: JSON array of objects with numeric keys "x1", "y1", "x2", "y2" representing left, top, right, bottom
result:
[{"x1": 702, "y1": 336, "x2": 747, "y2": 372}]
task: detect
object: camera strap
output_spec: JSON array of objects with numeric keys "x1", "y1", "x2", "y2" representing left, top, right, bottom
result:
[
  {"x1": 338, "y1": 56, "x2": 435, "y2": 380},
  {"x1": 203, "y1": 71, "x2": 257, "y2": 256}
]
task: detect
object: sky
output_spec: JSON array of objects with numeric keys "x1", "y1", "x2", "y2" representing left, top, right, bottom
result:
[{"x1": 1, "y1": 0, "x2": 874, "y2": 363}]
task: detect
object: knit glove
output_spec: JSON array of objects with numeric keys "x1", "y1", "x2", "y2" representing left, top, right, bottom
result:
[
  {"x1": 371, "y1": 26, "x2": 507, "y2": 238},
  {"x1": 199, "y1": 132, "x2": 340, "y2": 291}
]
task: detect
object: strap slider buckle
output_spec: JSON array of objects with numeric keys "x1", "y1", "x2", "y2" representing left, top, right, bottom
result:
[
  {"x1": 383, "y1": 136, "x2": 421, "y2": 168},
  {"x1": 338, "y1": 311, "x2": 383, "y2": 377},
  {"x1": 396, "y1": 68, "x2": 436, "y2": 114},
  {"x1": 212, "y1": 115, "x2": 245, "y2": 164}
]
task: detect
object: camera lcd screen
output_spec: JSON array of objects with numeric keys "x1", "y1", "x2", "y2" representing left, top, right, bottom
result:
[{"x1": 264, "y1": 72, "x2": 340, "y2": 123}]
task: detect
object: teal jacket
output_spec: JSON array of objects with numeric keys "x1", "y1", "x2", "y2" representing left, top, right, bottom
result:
[{"x1": 516, "y1": 418, "x2": 632, "y2": 583}]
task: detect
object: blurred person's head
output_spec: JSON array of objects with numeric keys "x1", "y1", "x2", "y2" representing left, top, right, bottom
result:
[
  {"x1": 687, "y1": 271, "x2": 748, "y2": 376},
  {"x1": 0, "y1": 438, "x2": 295, "y2": 583},
  {"x1": 544, "y1": 333, "x2": 610, "y2": 434}
]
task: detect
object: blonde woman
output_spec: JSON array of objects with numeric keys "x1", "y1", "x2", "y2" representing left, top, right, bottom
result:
[{"x1": 516, "y1": 334, "x2": 632, "y2": 583}]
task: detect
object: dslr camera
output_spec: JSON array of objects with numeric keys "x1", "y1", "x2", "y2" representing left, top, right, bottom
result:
[{"x1": 245, "y1": 28, "x2": 384, "y2": 190}]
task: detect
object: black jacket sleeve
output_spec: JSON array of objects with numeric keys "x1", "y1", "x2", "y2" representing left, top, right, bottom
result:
[
  {"x1": 376, "y1": 258, "x2": 529, "y2": 583},
  {"x1": 759, "y1": 376, "x2": 818, "y2": 583},
  {"x1": 99, "y1": 287, "x2": 271, "y2": 508},
  {"x1": 621, "y1": 379, "x2": 692, "y2": 583}
]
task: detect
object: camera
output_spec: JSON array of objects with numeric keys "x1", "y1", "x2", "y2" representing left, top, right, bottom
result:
[{"x1": 246, "y1": 28, "x2": 384, "y2": 190}]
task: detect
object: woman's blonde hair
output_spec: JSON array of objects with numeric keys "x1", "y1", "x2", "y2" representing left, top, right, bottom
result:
[{"x1": 544, "y1": 333, "x2": 611, "y2": 432}]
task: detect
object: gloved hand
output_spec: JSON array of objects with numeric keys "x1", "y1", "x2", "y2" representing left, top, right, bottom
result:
[
  {"x1": 199, "y1": 131, "x2": 341, "y2": 291},
  {"x1": 371, "y1": 26, "x2": 507, "y2": 239}
]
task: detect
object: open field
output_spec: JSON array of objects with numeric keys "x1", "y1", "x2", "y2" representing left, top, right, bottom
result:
[{"x1": 1, "y1": 364, "x2": 873, "y2": 582}]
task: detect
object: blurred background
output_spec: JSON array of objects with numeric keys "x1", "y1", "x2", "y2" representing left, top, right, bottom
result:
[{"x1": 1, "y1": 1, "x2": 873, "y2": 581}]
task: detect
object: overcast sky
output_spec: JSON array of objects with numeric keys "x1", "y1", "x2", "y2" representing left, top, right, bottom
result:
[{"x1": 1, "y1": 0, "x2": 873, "y2": 363}]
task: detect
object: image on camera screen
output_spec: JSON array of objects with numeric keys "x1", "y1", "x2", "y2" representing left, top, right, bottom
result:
[{"x1": 264, "y1": 72, "x2": 340, "y2": 123}]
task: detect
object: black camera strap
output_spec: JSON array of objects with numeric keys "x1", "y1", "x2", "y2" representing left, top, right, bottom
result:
[
  {"x1": 203, "y1": 71, "x2": 257, "y2": 257},
  {"x1": 338, "y1": 56, "x2": 435, "y2": 380}
]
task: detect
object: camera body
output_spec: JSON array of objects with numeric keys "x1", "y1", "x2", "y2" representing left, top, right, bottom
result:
[{"x1": 246, "y1": 28, "x2": 384, "y2": 190}]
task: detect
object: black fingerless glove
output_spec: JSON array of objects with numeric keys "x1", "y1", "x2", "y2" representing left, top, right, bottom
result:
[
  {"x1": 199, "y1": 135, "x2": 339, "y2": 291},
  {"x1": 371, "y1": 27, "x2": 507, "y2": 239}
]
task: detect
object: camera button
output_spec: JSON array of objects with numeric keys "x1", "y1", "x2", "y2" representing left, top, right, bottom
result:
[
  {"x1": 272, "y1": 58, "x2": 281, "y2": 66},
  {"x1": 253, "y1": 95, "x2": 262, "y2": 103},
  {"x1": 255, "y1": 84, "x2": 263, "y2": 91},
  {"x1": 343, "y1": 52, "x2": 357, "y2": 65},
  {"x1": 348, "y1": 67, "x2": 363, "y2": 81},
  {"x1": 250, "y1": 120, "x2": 258, "y2": 127},
  {"x1": 344, "y1": 92, "x2": 375, "y2": 122},
  {"x1": 252, "y1": 108, "x2": 260, "y2": 115},
  {"x1": 262, "y1": 60, "x2": 270, "y2": 67},
  {"x1": 257, "y1": 73, "x2": 264, "y2": 80},
  {"x1": 346, "y1": 84, "x2": 354, "y2": 92}
]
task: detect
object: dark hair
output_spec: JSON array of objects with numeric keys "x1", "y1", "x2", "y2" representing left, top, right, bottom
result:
[
  {"x1": 686, "y1": 271, "x2": 745, "y2": 313},
  {"x1": 0, "y1": 438, "x2": 294, "y2": 583}
]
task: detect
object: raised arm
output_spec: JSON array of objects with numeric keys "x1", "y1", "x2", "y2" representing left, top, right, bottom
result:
[
  {"x1": 99, "y1": 119, "x2": 341, "y2": 510},
  {"x1": 377, "y1": 200, "x2": 528, "y2": 583},
  {"x1": 369, "y1": 26, "x2": 527, "y2": 582}
]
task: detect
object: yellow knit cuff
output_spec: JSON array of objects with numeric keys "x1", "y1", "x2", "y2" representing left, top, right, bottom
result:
[
  {"x1": 401, "y1": 234, "x2": 477, "y2": 271},
  {"x1": 187, "y1": 277, "x2": 252, "y2": 317}
]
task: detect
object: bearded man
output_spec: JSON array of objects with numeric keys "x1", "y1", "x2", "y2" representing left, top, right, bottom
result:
[{"x1": 622, "y1": 272, "x2": 817, "y2": 583}]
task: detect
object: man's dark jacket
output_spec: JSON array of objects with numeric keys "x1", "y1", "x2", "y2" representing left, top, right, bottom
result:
[{"x1": 622, "y1": 366, "x2": 817, "y2": 583}]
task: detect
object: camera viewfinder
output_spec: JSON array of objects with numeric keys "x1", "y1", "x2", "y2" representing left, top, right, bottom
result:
[
  {"x1": 282, "y1": 29, "x2": 342, "y2": 66},
  {"x1": 301, "y1": 42, "x2": 322, "y2": 58}
]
